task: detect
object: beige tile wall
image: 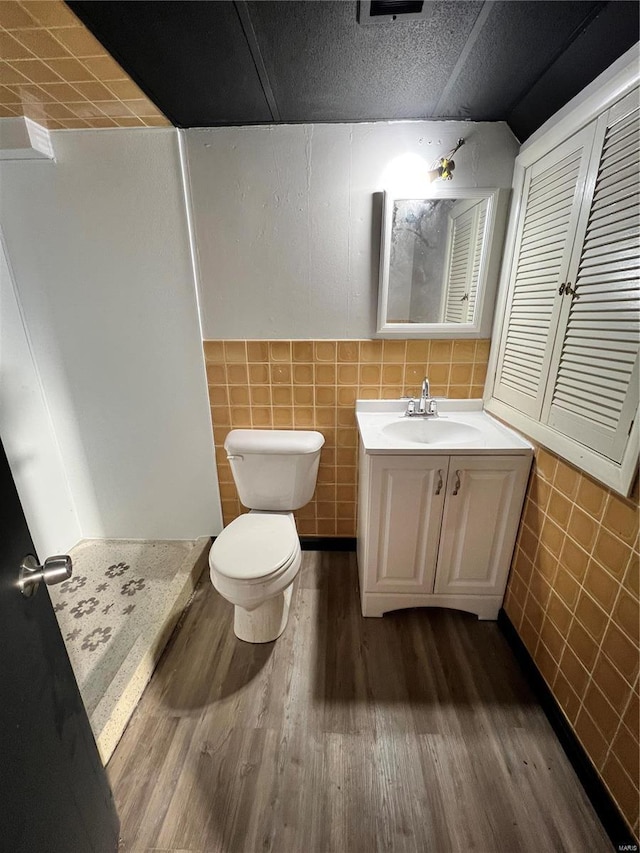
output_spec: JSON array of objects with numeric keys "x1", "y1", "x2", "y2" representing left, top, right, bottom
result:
[
  {"x1": 204, "y1": 338, "x2": 489, "y2": 536},
  {"x1": 0, "y1": 1, "x2": 170, "y2": 128},
  {"x1": 504, "y1": 446, "x2": 639, "y2": 836}
]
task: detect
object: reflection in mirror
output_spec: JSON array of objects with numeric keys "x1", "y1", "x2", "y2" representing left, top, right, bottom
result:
[
  {"x1": 377, "y1": 188, "x2": 509, "y2": 339},
  {"x1": 387, "y1": 197, "x2": 488, "y2": 324}
]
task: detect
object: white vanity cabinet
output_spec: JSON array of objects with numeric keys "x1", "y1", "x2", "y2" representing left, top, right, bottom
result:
[
  {"x1": 361, "y1": 453, "x2": 448, "y2": 596},
  {"x1": 356, "y1": 417, "x2": 532, "y2": 620},
  {"x1": 433, "y1": 456, "x2": 532, "y2": 598}
]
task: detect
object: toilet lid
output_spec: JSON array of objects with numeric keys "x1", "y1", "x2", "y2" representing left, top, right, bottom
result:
[{"x1": 210, "y1": 514, "x2": 299, "y2": 580}]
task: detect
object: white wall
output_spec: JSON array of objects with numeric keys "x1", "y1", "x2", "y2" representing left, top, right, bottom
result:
[
  {"x1": 1, "y1": 236, "x2": 81, "y2": 555},
  {"x1": 0, "y1": 128, "x2": 222, "y2": 542},
  {"x1": 185, "y1": 120, "x2": 519, "y2": 339}
]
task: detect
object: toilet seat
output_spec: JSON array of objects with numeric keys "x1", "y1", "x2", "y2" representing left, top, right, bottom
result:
[{"x1": 210, "y1": 512, "x2": 299, "y2": 581}]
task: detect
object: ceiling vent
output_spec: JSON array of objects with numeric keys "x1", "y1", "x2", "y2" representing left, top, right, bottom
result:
[{"x1": 358, "y1": 0, "x2": 434, "y2": 25}]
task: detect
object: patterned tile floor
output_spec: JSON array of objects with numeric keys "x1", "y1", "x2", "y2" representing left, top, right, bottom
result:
[{"x1": 50, "y1": 537, "x2": 209, "y2": 760}]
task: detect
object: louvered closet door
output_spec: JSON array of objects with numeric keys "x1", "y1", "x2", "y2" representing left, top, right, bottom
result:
[
  {"x1": 494, "y1": 124, "x2": 596, "y2": 417},
  {"x1": 542, "y1": 91, "x2": 640, "y2": 463},
  {"x1": 443, "y1": 206, "x2": 474, "y2": 322},
  {"x1": 467, "y1": 199, "x2": 488, "y2": 322}
]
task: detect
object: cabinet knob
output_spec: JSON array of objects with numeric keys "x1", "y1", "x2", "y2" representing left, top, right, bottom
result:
[
  {"x1": 435, "y1": 470, "x2": 443, "y2": 495},
  {"x1": 452, "y1": 470, "x2": 462, "y2": 496}
]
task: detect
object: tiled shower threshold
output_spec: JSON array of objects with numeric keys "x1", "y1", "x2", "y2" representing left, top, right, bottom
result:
[{"x1": 50, "y1": 537, "x2": 210, "y2": 763}]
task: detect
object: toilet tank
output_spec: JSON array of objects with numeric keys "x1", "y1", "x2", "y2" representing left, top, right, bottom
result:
[{"x1": 224, "y1": 429, "x2": 325, "y2": 511}]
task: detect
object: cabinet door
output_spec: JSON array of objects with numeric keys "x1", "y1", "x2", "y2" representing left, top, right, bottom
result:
[
  {"x1": 493, "y1": 124, "x2": 596, "y2": 418},
  {"x1": 434, "y1": 456, "x2": 530, "y2": 596},
  {"x1": 366, "y1": 455, "x2": 448, "y2": 594},
  {"x1": 542, "y1": 90, "x2": 639, "y2": 463}
]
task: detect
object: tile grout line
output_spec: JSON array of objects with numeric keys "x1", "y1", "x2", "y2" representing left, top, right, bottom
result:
[
  {"x1": 527, "y1": 464, "x2": 636, "y2": 648},
  {"x1": 600, "y1": 669, "x2": 640, "y2": 794},
  {"x1": 520, "y1": 461, "x2": 638, "y2": 777}
]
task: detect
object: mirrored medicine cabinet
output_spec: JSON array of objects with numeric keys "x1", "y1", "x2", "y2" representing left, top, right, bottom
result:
[{"x1": 376, "y1": 187, "x2": 510, "y2": 339}]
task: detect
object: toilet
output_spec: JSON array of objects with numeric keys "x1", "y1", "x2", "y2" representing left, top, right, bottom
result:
[{"x1": 209, "y1": 428, "x2": 324, "y2": 643}]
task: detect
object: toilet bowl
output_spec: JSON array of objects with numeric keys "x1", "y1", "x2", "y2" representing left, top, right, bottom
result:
[
  {"x1": 209, "y1": 429, "x2": 324, "y2": 643},
  {"x1": 210, "y1": 512, "x2": 302, "y2": 642}
]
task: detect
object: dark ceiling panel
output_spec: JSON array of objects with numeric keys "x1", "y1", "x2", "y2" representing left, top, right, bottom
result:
[
  {"x1": 433, "y1": 1, "x2": 602, "y2": 119},
  {"x1": 508, "y1": 1, "x2": 640, "y2": 141},
  {"x1": 68, "y1": 1, "x2": 273, "y2": 126},
  {"x1": 67, "y1": 0, "x2": 637, "y2": 135},
  {"x1": 245, "y1": 0, "x2": 484, "y2": 121}
]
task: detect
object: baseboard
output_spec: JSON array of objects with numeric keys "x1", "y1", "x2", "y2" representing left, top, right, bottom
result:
[
  {"x1": 299, "y1": 536, "x2": 357, "y2": 551},
  {"x1": 498, "y1": 608, "x2": 636, "y2": 851},
  {"x1": 211, "y1": 535, "x2": 357, "y2": 552}
]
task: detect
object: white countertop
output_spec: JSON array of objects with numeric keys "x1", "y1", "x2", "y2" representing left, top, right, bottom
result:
[{"x1": 356, "y1": 399, "x2": 534, "y2": 455}]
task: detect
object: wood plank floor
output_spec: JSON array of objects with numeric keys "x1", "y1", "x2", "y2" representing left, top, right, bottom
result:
[{"x1": 108, "y1": 552, "x2": 612, "y2": 853}]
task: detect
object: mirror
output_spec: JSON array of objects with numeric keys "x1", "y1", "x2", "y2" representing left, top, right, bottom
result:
[{"x1": 377, "y1": 187, "x2": 509, "y2": 338}]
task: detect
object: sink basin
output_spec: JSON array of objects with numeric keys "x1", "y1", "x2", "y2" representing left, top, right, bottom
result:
[
  {"x1": 356, "y1": 399, "x2": 534, "y2": 455},
  {"x1": 381, "y1": 418, "x2": 483, "y2": 446}
]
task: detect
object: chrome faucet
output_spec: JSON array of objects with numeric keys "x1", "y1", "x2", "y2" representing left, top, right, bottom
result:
[
  {"x1": 405, "y1": 377, "x2": 438, "y2": 417},
  {"x1": 419, "y1": 378, "x2": 430, "y2": 413}
]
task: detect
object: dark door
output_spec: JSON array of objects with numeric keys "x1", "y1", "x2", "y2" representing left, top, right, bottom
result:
[{"x1": 0, "y1": 440, "x2": 119, "y2": 852}]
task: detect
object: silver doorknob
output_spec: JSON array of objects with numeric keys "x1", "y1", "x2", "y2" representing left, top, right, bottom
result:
[{"x1": 18, "y1": 554, "x2": 72, "y2": 598}]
